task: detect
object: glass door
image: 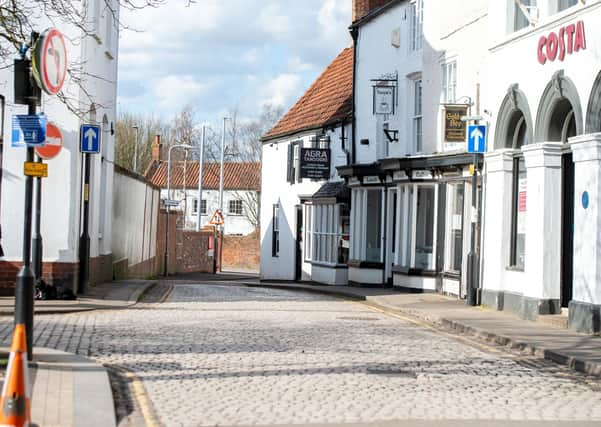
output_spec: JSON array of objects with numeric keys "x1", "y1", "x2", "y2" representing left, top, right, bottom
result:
[{"x1": 444, "y1": 182, "x2": 465, "y2": 275}]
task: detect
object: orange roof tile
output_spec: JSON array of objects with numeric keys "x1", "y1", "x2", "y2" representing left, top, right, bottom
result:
[
  {"x1": 262, "y1": 47, "x2": 353, "y2": 141},
  {"x1": 145, "y1": 161, "x2": 261, "y2": 191}
]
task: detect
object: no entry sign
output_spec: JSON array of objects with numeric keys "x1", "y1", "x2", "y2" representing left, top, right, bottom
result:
[
  {"x1": 35, "y1": 122, "x2": 63, "y2": 160},
  {"x1": 32, "y1": 28, "x2": 67, "y2": 95}
]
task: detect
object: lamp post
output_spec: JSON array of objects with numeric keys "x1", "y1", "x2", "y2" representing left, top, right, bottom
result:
[
  {"x1": 164, "y1": 143, "x2": 192, "y2": 276},
  {"x1": 132, "y1": 125, "x2": 139, "y2": 173},
  {"x1": 196, "y1": 125, "x2": 206, "y2": 232}
]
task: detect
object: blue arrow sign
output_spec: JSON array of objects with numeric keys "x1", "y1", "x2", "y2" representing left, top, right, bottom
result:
[
  {"x1": 80, "y1": 124, "x2": 101, "y2": 153},
  {"x1": 11, "y1": 115, "x2": 47, "y2": 147},
  {"x1": 467, "y1": 124, "x2": 487, "y2": 153}
]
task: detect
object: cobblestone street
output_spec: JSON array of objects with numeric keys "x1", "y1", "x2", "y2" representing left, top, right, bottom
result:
[{"x1": 2, "y1": 283, "x2": 601, "y2": 426}]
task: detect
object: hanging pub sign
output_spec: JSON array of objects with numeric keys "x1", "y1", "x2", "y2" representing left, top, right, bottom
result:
[
  {"x1": 300, "y1": 148, "x2": 330, "y2": 180},
  {"x1": 373, "y1": 85, "x2": 395, "y2": 115},
  {"x1": 444, "y1": 105, "x2": 468, "y2": 143}
]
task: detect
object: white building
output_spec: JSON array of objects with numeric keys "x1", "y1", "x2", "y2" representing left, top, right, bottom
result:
[
  {"x1": 481, "y1": 0, "x2": 601, "y2": 332},
  {"x1": 338, "y1": 0, "x2": 489, "y2": 295},
  {"x1": 0, "y1": 0, "x2": 119, "y2": 292},
  {"x1": 144, "y1": 151, "x2": 260, "y2": 236},
  {"x1": 260, "y1": 47, "x2": 353, "y2": 284}
]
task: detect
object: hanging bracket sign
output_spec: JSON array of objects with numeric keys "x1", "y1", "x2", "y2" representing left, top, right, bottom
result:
[{"x1": 32, "y1": 28, "x2": 67, "y2": 95}]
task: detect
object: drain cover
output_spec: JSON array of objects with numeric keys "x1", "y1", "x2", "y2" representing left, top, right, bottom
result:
[
  {"x1": 338, "y1": 316, "x2": 380, "y2": 321},
  {"x1": 366, "y1": 368, "x2": 417, "y2": 378}
]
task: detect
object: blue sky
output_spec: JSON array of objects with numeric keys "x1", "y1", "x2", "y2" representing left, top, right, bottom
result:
[{"x1": 117, "y1": 0, "x2": 352, "y2": 124}]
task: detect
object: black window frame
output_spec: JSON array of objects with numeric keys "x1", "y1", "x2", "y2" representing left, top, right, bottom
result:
[{"x1": 272, "y1": 204, "x2": 280, "y2": 257}]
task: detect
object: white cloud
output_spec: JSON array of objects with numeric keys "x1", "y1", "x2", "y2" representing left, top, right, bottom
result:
[
  {"x1": 117, "y1": 0, "x2": 352, "y2": 121},
  {"x1": 259, "y1": 73, "x2": 302, "y2": 108}
]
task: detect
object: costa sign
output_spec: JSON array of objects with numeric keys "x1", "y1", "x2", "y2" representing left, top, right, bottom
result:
[{"x1": 538, "y1": 21, "x2": 586, "y2": 65}]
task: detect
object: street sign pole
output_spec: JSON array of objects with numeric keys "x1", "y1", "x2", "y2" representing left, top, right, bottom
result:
[
  {"x1": 78, "y1": 152, "x2": 91, "y2": 294},
  {"x1": 14, "y1": 48, "x2": 38, "y2": 360},
  {"x1": 32, "y1": 154, "x2": 43, "y2": 282}
]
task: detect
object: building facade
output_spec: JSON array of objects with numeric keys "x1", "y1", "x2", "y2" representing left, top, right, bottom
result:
[
  {"x1": 338, "y1": 0, "x2": 489, "y2": 295},
  {"x1": 0, "y1": 0, "x2": 119, "y2": 292},
  {"x1": 260, "y1": 48, "x2": 353, "y2": 284},
  {"x1": 481, "y1": 0, "x2": 601, "y2": 332}
]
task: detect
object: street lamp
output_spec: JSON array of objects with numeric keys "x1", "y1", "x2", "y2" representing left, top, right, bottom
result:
[
  {"x1": 164, "y1": 143, "x2": 192, "y2": 276},
  {"x1": 132, "y1": 125, "x2": 139, "y2": 173}
]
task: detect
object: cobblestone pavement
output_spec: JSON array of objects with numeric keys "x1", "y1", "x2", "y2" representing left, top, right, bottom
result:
[{"x1": 2, "y1": 284, "x2": 601, "y2": 426}]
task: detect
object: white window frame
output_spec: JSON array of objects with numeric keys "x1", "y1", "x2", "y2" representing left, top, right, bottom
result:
[
  {"x1": 410, "y1": 0, "x2": 424, "y2": 52},
  {"x1": 412, "y1": 78, "x2": 423, "y2": 153},
  {"x1": 104, "y1": 0, "x2": 115, "y2": 57},
  {"x1": 304, "y1": 204, "x2": 313, "y2": 261},
  {"x1": 311, "y1": 203, "x2": 350, "y2": 266},
  {"x1": 350, "y1": 188, "x2": 384, "y2": 263},
  {"x1": 293, "y1": 143, "x2": 301, "y2": 183},
  {"x1": 228, "y1": 199, "x2": 243, "y2": 216},
  {"x1": 441, "y1": 61, "x2": 457, "y2": 104},
  {"x1": 395, "y1": 183, "x2": 438, "y2": 270}
]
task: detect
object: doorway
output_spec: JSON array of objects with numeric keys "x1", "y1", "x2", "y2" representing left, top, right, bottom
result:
[
  {"x1": 561, "y1": 152, "x2": 574, "y2": 308},
  {"x1": 295, "y1": 206, "x2": 303, "y2": 281}
]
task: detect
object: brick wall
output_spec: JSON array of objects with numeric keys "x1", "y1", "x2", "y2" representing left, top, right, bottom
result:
[
  {"x1": 176, "y1": 230, "x2": 214, "y2": 273},
  {"x1": 0, "y1": 261, "x2": 78, "y2": 296},
  {"x1": 352, "y1": 0, "x2": 389, "y2": 22},
  {"x1": 222, "y1": 229, "x2": 260, "y2": 271},
  {"x1": 90, "y1": 254, "x2": 113, "y2": 286}
]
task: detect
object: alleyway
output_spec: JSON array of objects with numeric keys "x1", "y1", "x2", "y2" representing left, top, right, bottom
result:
[{"x1": 2, "y1": 283, "x2": 601, "y2": 426}]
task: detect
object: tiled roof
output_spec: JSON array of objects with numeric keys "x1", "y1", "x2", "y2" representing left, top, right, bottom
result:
[
  {"x1": 312, "y1": 181, "x2": 350, "y2": 202},
  {"x1": 262, "y1": 47, "x2": 353, "y2": 141},
  {"x1": 145, "y1": 161, "x2": 261, "y2": 191}
]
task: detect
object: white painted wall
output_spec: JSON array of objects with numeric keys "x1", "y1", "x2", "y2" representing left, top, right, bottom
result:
[
  {"x1": 112, "y1": 171, "x2": 158, "y2": 268},
  {"x1": 161, "y1": 188, "x2": 258, "y2": 236},
  {"x1": 260, "y1": 125, "x2": 351, "y2": 281},
  {"x1": 0, "y1": 1, "x2": 119, "y2": 268}
]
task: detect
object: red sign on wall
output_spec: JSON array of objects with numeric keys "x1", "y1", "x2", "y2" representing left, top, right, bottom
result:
[{"x1": 538, "y1": 21, "x2": 586, "y2": 65}]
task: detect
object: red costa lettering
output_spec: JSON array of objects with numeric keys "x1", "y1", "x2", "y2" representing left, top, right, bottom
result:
[
  {"x1": 537, "y1": 21, "x2": 586, "y2": 65},
  {"x1": 538, "y1": 36, "x2": 547, "y2": 65}
]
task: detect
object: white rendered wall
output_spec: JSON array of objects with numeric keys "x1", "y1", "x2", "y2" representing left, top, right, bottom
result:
[
  {"x1": 0, "y1": 1, "x2": 119, "y2": 266},
  {"x1": 260, "y1": 125, "x2": 351, "y2": 281},
  {"x1": 112, "y1": 172, "x2": 158, "y2": 268}
]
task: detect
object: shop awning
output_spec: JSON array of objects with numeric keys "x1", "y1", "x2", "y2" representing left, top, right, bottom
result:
[{"x1": 311, "y1": 181, "x2": 350, "y2": 203}]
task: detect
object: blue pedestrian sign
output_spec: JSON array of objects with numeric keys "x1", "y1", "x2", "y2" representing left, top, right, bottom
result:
[
  {"x1": 467, "y1": 125, "x2": 487, "y2": 153},
  {"x1": 80, "y1": 124, "x2": 101, "y2": 153},
  {"x1": 11, "y1": 115, "x2": 47, "y2": 147}
]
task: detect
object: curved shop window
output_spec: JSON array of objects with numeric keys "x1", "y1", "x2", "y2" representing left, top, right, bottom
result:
[{"x1": 350, "y1": 189, "x2": 383, "y2": 263}]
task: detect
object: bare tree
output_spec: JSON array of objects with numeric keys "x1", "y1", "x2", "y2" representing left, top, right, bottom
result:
[{"x1": 0, "y1": 0, "x2": 165, "y2": 115}]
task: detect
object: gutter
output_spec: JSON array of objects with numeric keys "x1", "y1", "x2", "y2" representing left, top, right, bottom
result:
[{"x1": 350, "y1": 27, "x2": 358, "y2": 165}]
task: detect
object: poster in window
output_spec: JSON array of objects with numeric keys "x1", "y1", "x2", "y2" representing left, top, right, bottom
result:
[
  {"x1": 444, "y1": 105, "x2": 468, "y2": 142},
  {"x1": 517, "y1": 178, "x2": 527, "y2": 234},
  {"x1": 300, "y1": 148, "x2": 330, "y2": 180}
]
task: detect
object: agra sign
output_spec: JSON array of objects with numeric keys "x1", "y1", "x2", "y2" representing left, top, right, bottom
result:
[{"x1": 300, "y1": 148, "x2": 330, "y2": 180}]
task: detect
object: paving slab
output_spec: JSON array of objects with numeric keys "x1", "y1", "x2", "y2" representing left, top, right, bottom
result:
[
  {"x1": 0, "y1": 279, "x2": 156, "y2": 316},
  {"x1": 241, "y1": 280, "x2": 601, "y2": 377}
]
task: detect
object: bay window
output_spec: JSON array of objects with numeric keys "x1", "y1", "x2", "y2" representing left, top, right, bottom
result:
[
  {"x1": 350, "y1": 189, "x2": 384, "y2": 263},
  {"x1": 306, "y1": 203, "x2": 350, "y2": 265}
]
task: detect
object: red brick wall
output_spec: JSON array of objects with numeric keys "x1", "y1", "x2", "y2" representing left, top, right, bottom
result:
[
  {"x1": 90, "y1": 254, "x2": 113, "y2": 286},
  {"x1": 352, "y1": 0, "x2": 388, "y2": 21},
  {"x1": 0, "y1": 261, "x2": 78, "y2": 296},
  {"x1": 222, "y1": 229, "x2": 260, "y2": 271},
  {"x1": 176, "y1": 230, "x2": 214, "y2": 273}
]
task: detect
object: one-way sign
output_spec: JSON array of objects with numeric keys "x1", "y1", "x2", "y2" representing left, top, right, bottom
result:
[
  {"x1": 467, "y1": 124, "x2": 487, "y2": 153},
  {"x1": 80, "y1": 124, "x2": 101, "y2": 153}
]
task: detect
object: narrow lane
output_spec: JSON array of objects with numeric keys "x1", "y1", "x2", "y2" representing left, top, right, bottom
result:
[{"x1": 1, "y1": 284, "x2": 601, "y2": 426}]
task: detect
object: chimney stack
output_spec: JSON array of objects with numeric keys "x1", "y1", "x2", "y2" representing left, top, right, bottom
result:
[
  {"x1": 152, "y1": 134, "x2": 161, "y2": 162},
  {"x1": 352, "y1": 0, "x2": 389, "y2": 22}
]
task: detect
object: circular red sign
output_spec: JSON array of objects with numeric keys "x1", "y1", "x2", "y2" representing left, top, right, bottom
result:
[
  {"x1": 34, "y1": 28, "x2": 67, "y2": 95},
  {"x1": 35, "y1": 123, "x2": 63, "y2": 160}
]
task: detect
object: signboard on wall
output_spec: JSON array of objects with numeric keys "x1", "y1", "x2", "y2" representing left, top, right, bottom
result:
[
  {"x1": 300, "y1": 148, "x2": 330, "y2": 180},
  {"x1": 444, "y1": 105, "x2": 468, "y2": 142},
  {"x1": 373, "y1": 85, "x2": 395, "y2": 115}
]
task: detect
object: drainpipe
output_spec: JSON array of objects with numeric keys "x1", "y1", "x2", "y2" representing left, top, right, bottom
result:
[
  {"x1": 0, "y1": 95, "x2": 4, "y2": 257},
  {"x1": 350, "y1": 26, "x2": 359, "y2": 165}
]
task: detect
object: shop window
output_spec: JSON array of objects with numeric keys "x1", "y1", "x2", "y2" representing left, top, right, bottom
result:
[
  {"x1": 272, "y1": 204, "x2": 280, "y2": 257},
  {"x1": 228, "y1": 199, "x2": 243, "y2": 216},
  {"x1": 350, "y1": 189, "x2": 383, "y2": 263},
  {"x1": 304, "y1": 204, "x2": 313, "y2": 261},
  {"x1": 397, "y1": 184, "x2": 437, "y2": 270},
  {"x1": 444, "y1": 182, "x2": 464, "y2": 273},
  {"x1": 510, "y1": 157, "x2": 527, "y2": 269},
  {"x1": 410, "y1": 0, "x2": 423, "y2": 51},
  {"x1": 309, "y1": 204, "x2": 349, "y2": 265},
  {"x1": 441, "y1": 61, "x2": 457, "y2": 104},
  {"x1": 365, "y1": 191, "x2": 383, "y2": 262}
]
